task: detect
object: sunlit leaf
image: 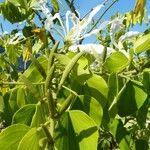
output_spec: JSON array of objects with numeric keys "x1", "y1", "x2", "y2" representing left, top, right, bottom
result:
[
  {"x1": 104, "y1": 51, "x2": 129, "y2": 73},
  {"x1": 117, "y1": 81, "x2": 147, "y2": 116},
  {"x1": 0, "y1": 124, "x2": 30, "y2": 150}
]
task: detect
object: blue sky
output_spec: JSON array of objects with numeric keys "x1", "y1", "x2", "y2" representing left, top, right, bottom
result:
[{"x1": 0, "y1": 0, "x2": 149, "y2": 34}]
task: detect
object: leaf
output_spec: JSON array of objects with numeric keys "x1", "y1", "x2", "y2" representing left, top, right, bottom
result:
[
  {"x1": 69, "y1": 110, "x2": 98, "y2": 150},
  {"x1": 18, "y1": 128, "x2": 45, "y2": 150},
  {"x1": 17, "y1": 87, "x2": 26, "y2": 107},
  {"x1": 72, "y1": 95, "x2": 103, "y2": 126},
  {"x1": 110, "y1": 119, "x2": 131, "y2": 150},
  {"x1": 104, "y1": 51, "x2": 129, "y2": 72},
  {"x1": 134, "y1": 33, "x2": 150, "y2": 54},
  {"x1": 143, "y1": 71, "x2": 150, "y2": 95},
  {"x1": 55, "y1": 112, "x2": 79, "y2": 150},
  {"x1": 134, "y1": 139, "x2": 148, "y2": 150},
  {"x1": 0, "y1": 95, "x2": 4, "y2": 113},
  {"x1": 108, "y1": 73, "x2": 119, "y2": 103},
  {"x1": 0, "y1": 124, "x2": 30, "y2": 150},
  {"x1": 55, "y1": 110, "x2": 98, "y2": 150},
  {"x1": 12, "y1": 104, "x2": 36, "y2": 126},
  {"x1": 134, "y1": 0, "x2": 146, "y2": 16},
  {"x1": 31, "y1": 103, "x2": 48, "y2": 127},
  {"x1": 85, "y1": 73, "x2": 108, "y2": 107},
  {"x1": 117, "y1": 81, "x2": 147, "y2": 117},
  {"x1": 1, "y1": 1, "x2": 33, "y2": 23},
  {"x1": 9, "y1": 88, "x2": 19, "y2": 113},
  {"x1": 1, "y1": 92, "x2": 13, "y2": 125},
  {"x1": 23, "y1": 56, "x2": 47, "y2": 83}
]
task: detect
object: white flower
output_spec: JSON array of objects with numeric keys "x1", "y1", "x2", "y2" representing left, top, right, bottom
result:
[
  {"x1": 119, "y1": 31, "x2": 142, "y2": 43},
  {"x1": 69, "y1": 44, "x2": 115, "y2": 56},
  {"x1": 110, "y1": 17, "x2": 124, "y2": 48},
  {"x1": 39, "y1": 1, "x2": 110, "y2": 44},
  {"x1": 9, "y1": 33, "x2": 25, "y2": 45}
]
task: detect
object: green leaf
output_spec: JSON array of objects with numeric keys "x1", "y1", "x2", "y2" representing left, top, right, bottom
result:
[
  {"x1": 104, "y1": 51, "x2": 129, "y2": 72},
  {"x1": 55, "y1": 110, "x2": 98, "y2": 150},
  {"x1": 72, "y1": 95, "x2": 103, "y2": 126},
  {"x1": 69, "y1": 110, "x2": 98, "y2": 150},
  {"x1": 143, "y1": 71, "x2": 150, "y2": 95},
  {"x1": 0, "y1": 95, "x2": 4, "y2": 113},
  {"x1": 117, "y1": 81, "x2": 147, "y2": 117},
  {"x1": 85, "y1": 73, "x2": 108, "y2": 107},
  {"x1": 86, "y1": 74, "x2": 108, "y2": 98},
  {"x1": 9, "y1": 88, "x2": 19, "y2": 113},
  {"x1": 17, "y1": 87, "x2": 26, "y2": 107},
  {"x1": 23, "y1": 56, "x2": 47, "y2": 83},
  {"x1": 108, "y1": 73, "x2": 119, "y2": 103},
  {"x1": 134, "y1": 139, "x2": 148, "y2": 150},
  {"x1": 134, "y1": 33, "x2": 150, "y2": 54},
  {"x1": 31, "y1": 103, "x2": 48, "y2": 127},
  {"x1": 18, "y1": 128, "x2": 45, "y2": 150},
  {"x1": 12, "y1": 104, "x2": 36, "y2": 126},
  {"x1": 55, "y1": 112, "x2": 79, "y2": 150},
  {"x1": 1, "y1": 92, "x2": 13, "y2": 125},
  {"x1": 1, "y1": 1, "x2": 33, "y2": 23},
  {"x1": 110, "y1": 119, "x2": 131, "y2": 150},
  {"x1": 0, "y1": 124, "x2": 30, "y2": 150}
]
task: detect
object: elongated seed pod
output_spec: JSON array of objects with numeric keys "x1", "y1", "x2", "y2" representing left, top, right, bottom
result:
[
  {"x1": 57, "y1": 51, "x2": 85, "y2": 93},
  {"x1": 30, "y1": 55, "x2": 47, "y2": 79}
]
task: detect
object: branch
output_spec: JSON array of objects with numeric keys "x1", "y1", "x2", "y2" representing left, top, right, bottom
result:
[
  {"x1": 88, "y1": 0, "x2": 119, "y2": 33},
  {"x1": 65, "y1": 0, "x2": 79, "y2": 17}
]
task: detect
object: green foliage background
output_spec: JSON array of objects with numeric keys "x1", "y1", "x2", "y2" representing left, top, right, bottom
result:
[{"x1": 0, "y1": 0, "x2": 149, "y2": 150}]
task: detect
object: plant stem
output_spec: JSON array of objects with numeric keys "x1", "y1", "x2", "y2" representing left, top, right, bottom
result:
[
  {"x1": 65, "y1": 0, "x2": 79, "y2": 18},
  {"x1": 41, "y1": 124, "x2": 54, "y2": 145},
  {"x1": 0, "y1": 82, "x2": 45, "y2": 85},
  {"x1": 88, "y1": 0, "x2": 119, "y2": 33}
]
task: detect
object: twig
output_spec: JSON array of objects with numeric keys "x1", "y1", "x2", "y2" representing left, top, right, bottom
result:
[
  {"x1": 65, "y1": 0, "x2": 79, "y2": 17},
  {"x1": 88, "y1": 0, "x2": 119, "y2": 33}
]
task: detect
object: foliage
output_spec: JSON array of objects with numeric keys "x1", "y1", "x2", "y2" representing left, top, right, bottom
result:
[{"x1": 0, "y1": 0, "x2": 149, "y2": 150}]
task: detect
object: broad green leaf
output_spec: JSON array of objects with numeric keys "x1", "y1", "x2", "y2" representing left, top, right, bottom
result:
[
  {"x1": 31, "y1": 103, "x2": 48, "y2": 127},
  {"x1": 55, "y1": 110, "x2": 98, "y2": 150},
  {"x1": 69, "y1": 110, "x2": 98, "y2": 150},
  {"x1": 110, "y1": 119, "x2": 131, "y2": 150},
  {"x1": 134, "y1": 33, "x2": 150, "y2": 53},
  {"x1": 143, "y1": 71, "x2": 150, "y2": 95},
  {"x1": 18, "y1": 128, "x2": 45, "y2": 150},
  {"x1": 72, "y1": 95, "x2": 103, "y2": 126},
  {"x1": 0, "y1": 124, "x2": 30, "y2": 150},
  {"x1": 55, "y1": 112, "x2": 78, "y2": 150},
  {"x1": 104, "y1": 51, "x2": 129, "y2": 72},
  {"x1": 5, "y1": 44, "x2": 21, "y2": 64},
  {"x1": 85, "y1": 73, "x2": 108, "y2": 107},
  {"x1": 23, "y1": 56, "x2": 47, "y2": 83},
  {"x1": 1, "y1": 92, "x2": 13, "y2": 125},
  {"x1": 134, "y1": 139, "x2": 148, "y2": 150},
  {"x1": 0, "y1": 95, "x2": 4, "y2": 113},
  {"x1": 1, "y1": 1, "x2": 33, "y2": 23},
  {"x1": 17, "y1": 87, "x2": 26, "y2": 107},
  {"x1": 136, "y1": 100, "x2": 148, "y2": 128},
  {"x1": 108, "y1": 73, "x2": 119, "y2": 103},
  {"x1": 86, "y1": 74, "x2": 108, "y2": 98},
  {"x1": 117, "y1": 81, "x2": 147, "y2": 117},
  {"x1": 9, "y1": 88, "x2": 19, "y2": 113},
  {"x1": 12, "y1": 104, "x2": 36, "y2": 126}
]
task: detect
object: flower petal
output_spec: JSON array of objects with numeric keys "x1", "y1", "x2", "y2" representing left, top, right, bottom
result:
[{"x1": 119, "y1": 31, "x2": 142, "y2": 43}]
